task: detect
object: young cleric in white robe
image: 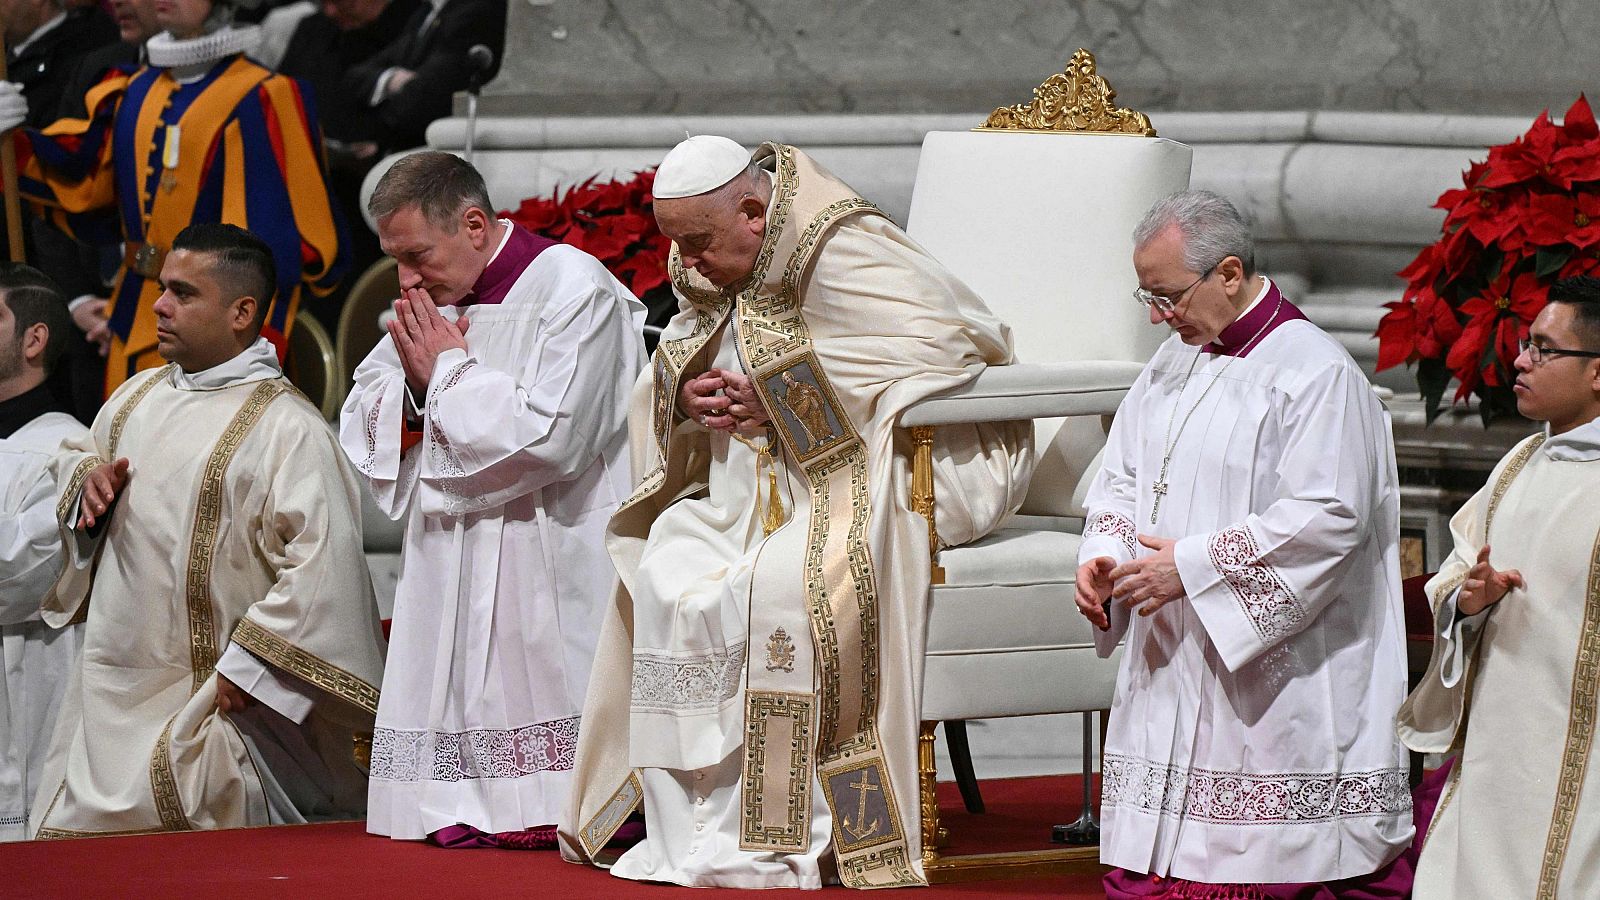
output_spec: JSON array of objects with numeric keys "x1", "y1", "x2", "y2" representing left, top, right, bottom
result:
[
  {"x1": 340, "y1": 151, "x2": 645, "y2": 848},
  {"x1": 34, "y1": 224, "x2": 387, "y2": 838},
  {"x1": 0, "y1": 267, "x2": 87, "y2": 841},
  {"x1": 1398, "y1": 276, "x2": 1600, "y2": 899},
  {"x1": 1074, "y1": 191, "x2": 1415, "y2": 898}
]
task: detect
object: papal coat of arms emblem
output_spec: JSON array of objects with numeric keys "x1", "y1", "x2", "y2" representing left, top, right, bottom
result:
[{"x1": 765, "y1": 626, "x2": 796, "y2": 673}]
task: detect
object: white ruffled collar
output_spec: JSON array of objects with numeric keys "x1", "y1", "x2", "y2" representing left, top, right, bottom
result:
[
  {"x1": 1543, "y1": 416, "x2": 1600, "y2": 462},
  {"x1": 146, "y1": 25, "x2": 261, "y2": 80},
  {"x1": 170, "y1": 336, "x2": 281, "y2": 391}
]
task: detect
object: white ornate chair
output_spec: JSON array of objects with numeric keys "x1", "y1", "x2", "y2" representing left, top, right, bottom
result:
[{"x1": 896, "y1": 57, "x2": 1192, "y2": 880}]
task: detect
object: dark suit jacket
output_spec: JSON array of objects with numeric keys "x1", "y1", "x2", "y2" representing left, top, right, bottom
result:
[
  {"x1": 8, "y1": 7, "x2": 119, "y2": 128},
  {"x1": 54, "y1": 39, "x2": 141, "y2": 121},
  {"x1": 343, "y1": 0, "x2": 507, "y2": 153}
]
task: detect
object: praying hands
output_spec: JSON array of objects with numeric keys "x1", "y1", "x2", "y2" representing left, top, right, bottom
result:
[
  {"x1": 389, "y1": 288, "x2": 470, "y2": 397},
  {"x1": 679, "y1": 367, "x2": 771, "y2": 437}
]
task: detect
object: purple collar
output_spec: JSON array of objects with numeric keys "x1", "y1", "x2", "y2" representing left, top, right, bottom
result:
[
  {"x1": 456, "y1": 223, "x2": 559, "y2": 307},
  {"x1": 1203, "y1": 281, "x2": 1307, "y2": 357}
]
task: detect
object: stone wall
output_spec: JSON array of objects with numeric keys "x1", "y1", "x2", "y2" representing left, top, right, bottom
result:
[{"x1": 485, "y1": 0, "x2": 1596, "y2": 119}]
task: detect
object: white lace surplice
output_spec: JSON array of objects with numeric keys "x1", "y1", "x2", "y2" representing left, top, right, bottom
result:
[
  {"x1": 342, "y1": 242, "x2": 643, "y2": 838},
  {"x1": 1079, "y1": 320, "x2": 1412, "y2": 883}
]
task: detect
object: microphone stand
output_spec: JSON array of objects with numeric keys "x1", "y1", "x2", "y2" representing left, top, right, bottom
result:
[{"x1": 464, "y1": 70, "x2": 486, "y2": 164}]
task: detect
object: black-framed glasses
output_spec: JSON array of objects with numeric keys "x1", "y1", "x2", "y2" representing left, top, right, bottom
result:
[
  {"x1": 1133, "y1": 265, "x2": 1216, "y2": 314},
  {"x1": 1518, "y1": 338, "x2": 1600, "y2": 365}
]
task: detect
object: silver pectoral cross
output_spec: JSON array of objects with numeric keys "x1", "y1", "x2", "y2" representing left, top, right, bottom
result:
[{"x1": 1151, "y1": 458, "x2": 1171, "y2": 525}]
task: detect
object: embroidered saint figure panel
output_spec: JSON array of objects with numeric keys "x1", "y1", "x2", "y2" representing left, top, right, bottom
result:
[{"x1": 761, "y1": 353, "x2": 854, "y2": 463}]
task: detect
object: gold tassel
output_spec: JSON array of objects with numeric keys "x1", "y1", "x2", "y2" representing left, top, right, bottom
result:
[{"x1": 737, "y1": 434, "x2": 786, "y2": 536}]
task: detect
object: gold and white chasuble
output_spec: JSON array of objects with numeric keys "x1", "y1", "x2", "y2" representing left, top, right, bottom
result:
[
  {"x1": 1399, "y1": 419, "x2": 1600, "y2": 899},
  {"x1": 32, "y1": 343, "x2": 386, "y2": 838},
  {"x1": 1080, "y1": 320, "x2": 1413, "y2": 883},
  {"x1": 561, "y1": 145, "x2": 1032, "y2": 888}
]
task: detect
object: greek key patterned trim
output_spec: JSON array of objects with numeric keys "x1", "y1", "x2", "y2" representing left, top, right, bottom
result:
[
  {"x1": 1208, "y1": 525, "x2": 1306, "y2": 643},
  {"x1": 370, "y1": 716, "x2": 579, "y2": 783},
  {"x1": 1085, "y1": 510, "x2": 1139, "y2": 559},
  {"x1": 55, "y1": 456, "x2": 100, "y2": 526},
  {"x1": 741, "y1": 691, "x2": 814, "y2": 851},
  {"x1": 107, "y1": 365, "x2": 173, "y2": 457},
  {"x1": 1486, "y1": 432, "x2": 1546, "y2": 539},
  {"x1": 183, "y1": 379, "x2": 288, "y2": 692},
  {"x1": 149, "y1": 716, "x2": 191, "y2": 832},
  {"x1": 1101, "y1": 754, "x2": 1412, "y2": 825},
  {"x1": 1536, "y1": 524, "x2": 1600, "y2": 898},
  {"x1": 230, "y1": 617, "x2": 380, "y2": 715},
  {"x1": 631, "y1": 642, "x2": 745, "y2": 712}
]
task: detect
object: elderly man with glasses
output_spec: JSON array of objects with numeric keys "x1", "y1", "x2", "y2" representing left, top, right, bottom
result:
[
  {"x1": 1075, "y1": 190, "x2": 1415, "y2": 898},
  {"x1": 1398, "y1": 275, "x2": 1600, "y2": 898}
]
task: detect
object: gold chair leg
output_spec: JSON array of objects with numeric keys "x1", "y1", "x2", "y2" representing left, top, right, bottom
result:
[{"x1": 919, "y1": 721, "x2": 942, "y2": 867}]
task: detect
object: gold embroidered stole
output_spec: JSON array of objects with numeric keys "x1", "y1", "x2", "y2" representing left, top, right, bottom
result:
[{"x1": 597, "y1": 145, "x2": 919, "y2": 887}]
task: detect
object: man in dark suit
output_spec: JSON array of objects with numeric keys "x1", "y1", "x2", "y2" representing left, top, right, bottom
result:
[
  {"x1": 344, "y1": 0, "x2": 506, "y2": 154},
  {"x1": 3, "y1": 0, "x2": 117, "y2": 128}
]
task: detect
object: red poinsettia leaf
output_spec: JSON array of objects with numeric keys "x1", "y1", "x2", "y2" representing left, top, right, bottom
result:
[
  {"x1": 1563, "y1": 94, "x2": 1599, "y2": 141},
  {"x1": 1375, "y1": 304, "x2": 1417, "y2": 371}
]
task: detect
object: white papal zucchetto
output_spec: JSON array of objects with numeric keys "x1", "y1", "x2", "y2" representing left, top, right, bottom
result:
[{"x1": 652, "y1": 135, "x2": 752, "y2": 199}]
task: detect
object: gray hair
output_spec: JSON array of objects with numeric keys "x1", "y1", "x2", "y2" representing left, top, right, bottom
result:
[
  {"x1": 369, "y1": 151, "x2": 495, "y2": 231},
  {"x1": 707, "y1": 162, "x2": 770, "y2": 210},
  {"x1": 1132, "y1": 189, "x2": 1256, "y2": 275}
]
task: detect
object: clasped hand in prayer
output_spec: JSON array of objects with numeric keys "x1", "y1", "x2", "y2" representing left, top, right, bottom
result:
[
  {"x1": 679, "y1": 367, "x2": 771, "y2": 437},
  {"x1": 389, "y1": 287, "x2": 470, "y2": 397},
  {"x1": 1075, "y1": 534, "x2": 1186, "y2": 629}
]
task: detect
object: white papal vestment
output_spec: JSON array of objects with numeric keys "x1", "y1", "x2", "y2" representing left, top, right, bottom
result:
[
  {"x1": 1080, "y1": 288, "x2": 1412, "y2": 884},
  {"x1": 0, "y1": 400, "x2": 87, "y2": 841},
  {"x1": 1399, "y1": 419, "x2": 1600, "y2": 899},
  {"x1": 343, "y1": 223, "x2": 644, "y2": 838},
  {"x1": 564, "y1": 145, "x2": 1031, "y2": 890}
]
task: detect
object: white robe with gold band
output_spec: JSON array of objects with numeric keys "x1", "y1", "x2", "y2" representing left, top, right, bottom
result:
[
  {"x1": 32, "y1": 340, "x2": 386, "y2": 838},
  {"x1": 0, "y1": 410, "x2": 87, "y2": 841},
  {"x1": 560, "y1": 144, "x2": 1032, "y2": 889},
  {"x1": 1080, "y1": 319, "x2": 1412, "y2": 883},
  {"x1": 1399, "y1": 420, "x2": 1600, "y2": 900}
]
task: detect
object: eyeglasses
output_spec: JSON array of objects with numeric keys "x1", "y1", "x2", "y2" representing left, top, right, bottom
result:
[
  {"x1": 1518, "y1": 338, "x2": 1600, "y2": 365},
  {"x1": 1133, "y1": 265, "x2": 1216, "y2": 314}
]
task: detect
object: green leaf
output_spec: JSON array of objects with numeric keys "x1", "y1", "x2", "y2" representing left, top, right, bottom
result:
[
  {"x1": 1535, "y1": 247, "x2": 1572, "y2": 279},
  {"x1": 1417, "y1": 358, "x2": 1450, "y2": 425}
]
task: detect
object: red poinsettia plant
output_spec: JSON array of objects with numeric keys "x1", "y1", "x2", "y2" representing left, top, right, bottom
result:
[
  {"x1": 501, "y1": 168, "x2": 675, "y2": 335},
  {"x1": 1376, "y1": 95, "x2": 1600, "y2": 423}
]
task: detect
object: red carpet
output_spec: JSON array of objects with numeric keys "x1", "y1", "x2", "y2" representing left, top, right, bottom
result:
[{"x1": 7, "y1": 775, "x2": 1106, "y2": 898}]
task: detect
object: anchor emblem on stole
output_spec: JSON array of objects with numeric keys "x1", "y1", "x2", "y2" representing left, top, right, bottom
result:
[{"x1": 840, "y1": 769, "x2": 882, "y2": 841}]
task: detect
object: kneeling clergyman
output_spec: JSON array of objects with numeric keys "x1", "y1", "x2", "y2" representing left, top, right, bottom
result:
[
  {"x1": 0, "y1": 267, "x2": 88, "y2": 841},
  {"x1": 32, "y1": 224, "x2": 386, "y2": 838},
  {"x1": 342, "y1": 152, "x2": 644, "y2": 847},
  {"x1": 561, "y1": 136, "x2": 1033, "y2": 889},
  {"x1": 1074, "y1": 191, "x2": 1414, "y2": 897},
  {"x1": 1399, "y1": 276, "x2": 1600, "y2": 898}
]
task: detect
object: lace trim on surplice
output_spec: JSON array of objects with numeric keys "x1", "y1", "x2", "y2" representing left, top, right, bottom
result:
[
  {"x1": 1208, "y1": 525, "x2": 1306, "y2": 642},
  {"x1": 630, "y1": 641, "x2": 747, "y2": 712},
  {"x1": 1085, "y1": 510, "x2": 1139, "y2": 559},
  {"x1": 1101, "y1": 753, "x2": 1411, "y2": 825},
  {"x1": 370, "y1": 716, "x2": 579, "y2": 782}
]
